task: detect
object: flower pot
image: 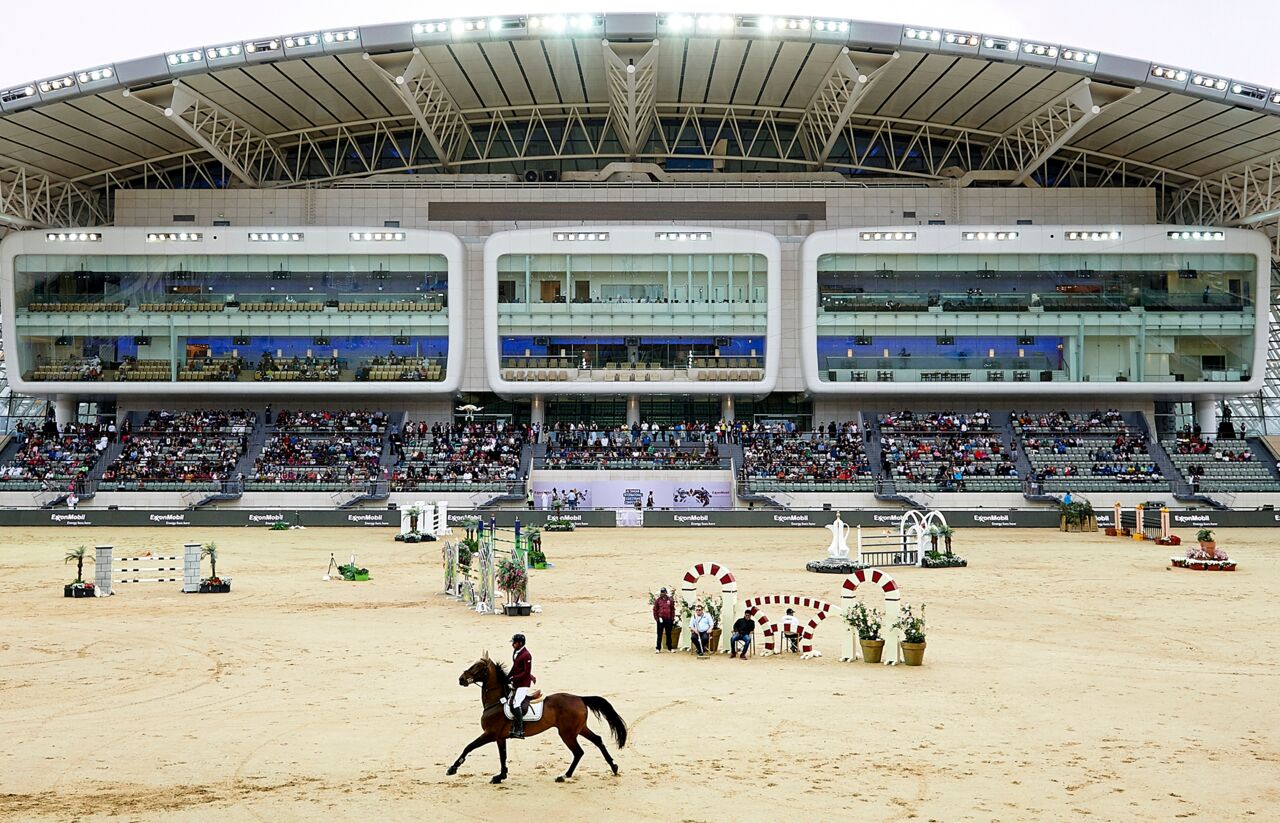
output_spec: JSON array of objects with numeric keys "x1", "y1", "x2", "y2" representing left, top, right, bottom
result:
[
  {"x1": 533, "y1": 562, "x2": 548, "y2": 570},
  {"x1": 354, "y1": 572, "x2": 370, "y2": 581},
  {"x1": 709, "y1": 628, "x2": 722, "y2": 654},
  {"x1": 504, "y1": 604, "x2": 531, "y2": 617},
  {"x1": 1199, "y1": 541, "x2": 1216, "y2": 553},
  {"x1": 671, "y1": 626, "x2": 683, "y2": 647},
  {"x1": 901, "y1": 641, "x2": 927, "y2": 666},
  {"x1": 860, "y1": 638, "x2": 885, "y2": 664}
]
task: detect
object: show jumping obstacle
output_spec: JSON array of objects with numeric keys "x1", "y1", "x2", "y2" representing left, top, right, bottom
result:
[
  {"x1": 743, "y1": 595, "x2": 833, "y2": 657},
  {"x1": 93, "y1": 543, "x2": 201, "y2": 596},
  {"x1": 443, "y1": 516, "x2": 537, "y2": 615},
  {"x1": 840, "y1": 568, "x2": 904, "y2": 664},
  {"x1": 400, "y1": 500, "x2": 452, "y2": 538},
  {"x1": 855, "y1": 510, "x2": 948, "y2": 567},
  {"x1": 1110, "y1": 502, "x2": 1169, "y2": 541},
  {"x1": 679, "y1": 562, "x2": 738, "y2": 652}
]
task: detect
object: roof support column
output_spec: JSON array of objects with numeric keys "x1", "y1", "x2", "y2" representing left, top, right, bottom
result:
[
  {"x1": 602, "y1": 40, "x2": 659, "y2": 160},
  {"x1": 797, "y1": 48, "x2": 897, "y2": 167},
  {"x1": 365, "y1": 49, "x2": 469, "y2": 171},
  {"x1": 124, "y1": 81, "x2": 292, "y2": 187}
]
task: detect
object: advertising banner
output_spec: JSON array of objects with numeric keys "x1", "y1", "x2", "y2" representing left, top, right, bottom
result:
[{"x1": 529, "y1": 479, "x2": 732, "y2": 510}]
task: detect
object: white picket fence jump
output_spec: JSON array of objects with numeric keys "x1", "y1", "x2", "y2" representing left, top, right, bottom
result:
[{"x1": 94, "y1": 543, "x2": 202, "y2": 596}]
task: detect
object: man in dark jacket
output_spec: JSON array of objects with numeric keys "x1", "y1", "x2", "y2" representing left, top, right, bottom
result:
[
  {"x1": 652, "y1": 587, "x2": 677, "y2": 653},
  {"x1": 731, "y1": 609, "x2": 755, "y2": 659},
  {"x1": 509, "y1": 634, "x2": 535, "y2": 738}
]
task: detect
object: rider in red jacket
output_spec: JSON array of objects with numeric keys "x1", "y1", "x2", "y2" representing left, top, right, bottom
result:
[{"x1": 510, "y1": 634, "x2": 535, "y2": 738}]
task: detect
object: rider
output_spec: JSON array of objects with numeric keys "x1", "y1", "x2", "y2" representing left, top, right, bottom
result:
[{"x1": 509, "y1": 633, "x2": 535, "y2": 738}]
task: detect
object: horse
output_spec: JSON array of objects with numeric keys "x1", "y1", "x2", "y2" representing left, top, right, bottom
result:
[{"x1": 448, "y1": 653, "x2": 627, "y2": 784}]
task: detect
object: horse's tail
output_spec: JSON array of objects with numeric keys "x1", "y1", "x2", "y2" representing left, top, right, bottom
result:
[{"x1": 582, "y1": 695, "x2": 628, "y2": 748}]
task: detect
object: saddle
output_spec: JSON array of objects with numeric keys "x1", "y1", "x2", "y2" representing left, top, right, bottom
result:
[{"x1": 501, "y1": 690, "x2": 545, "y2": 722}]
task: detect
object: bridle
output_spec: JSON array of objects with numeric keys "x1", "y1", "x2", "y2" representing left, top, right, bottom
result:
[{"x1": 463, "y1": 661, "x2": 507, "y2": 718}]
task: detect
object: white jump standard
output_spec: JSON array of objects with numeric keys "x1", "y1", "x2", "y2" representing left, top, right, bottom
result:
[{"x1": 94, "y1": 543, "x2": 202, "y2": 596}]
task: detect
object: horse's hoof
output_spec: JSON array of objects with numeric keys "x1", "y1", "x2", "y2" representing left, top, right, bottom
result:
[
  {"x1": 611, "y1": 764, "x2": 619, "y2": 775},
  {"x1": 446, "y1": 766, "x2": 458, "y2": 776},
  {"x1": 490, "y1": 774, "x2": 506, "y2": 784},
  {"x1": 555, "y1": 775, "x2": 567, "y2": 783}
]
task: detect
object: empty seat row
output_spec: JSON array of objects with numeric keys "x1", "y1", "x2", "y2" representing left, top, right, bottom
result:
[
  {"x1": 339, "y1": 301, "x2": 442, "y2": 312},
  {"x1": 140, "y1": 303, "x2": 224, "y2": 312},
  {"x1": 696, "y1": 370, "x2": 763, "y2": 381},
  {"x1": 238, "y1": 302, "x2": 326, "y2": 312}
]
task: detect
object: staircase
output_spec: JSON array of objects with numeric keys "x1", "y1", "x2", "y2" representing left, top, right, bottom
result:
[
  {"x1": 1246, "y1": 437, "x2": 1280, "y2": 482},
  {"x1": 1125, "y1": 412, "x2": 1226, "y2": 509},
  {"x1": 1006, "y1": 412, "x2": 1061, "y2": 503},
  {"x1": 0, "y1": 434, "x2": 23, "y2": 467},
  {"x1": 865, "y1": 413, "x2": 926, "y2": 510}
]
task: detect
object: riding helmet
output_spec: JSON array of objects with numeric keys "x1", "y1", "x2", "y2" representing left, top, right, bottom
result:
[{"x1": 511, "y1": 633, "x2": 526, "y2": 644}]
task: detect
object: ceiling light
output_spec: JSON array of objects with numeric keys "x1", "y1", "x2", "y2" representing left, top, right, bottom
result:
[
  {"x1": 146, "y1": 232, "x2": 204, "y2": 242},
  {"x1": 962, "y1": 231, "x2": 1019, "y2": 241},
  {"x1": 552, "y1": 232, "x2": 610, "y2": 241},
  {"x1": 1060, "y1": 49, "x2": 1098, "y2": 65},
  {"x1": 46, "y1": 232, "x2": 102, "y2": 242},
  {"x1": 859, "y1": 231, "x2": 916, "y2": 241},
  {"x1": 205, "y1": 44, "x2": 243, "y2": 60},
  {"x1": 349, "y1": 231, "x2": 405, "y2": 241},
  {"x1": 1022, "y1": 42, "x2": 1059, "y2": 58},
  {"x1": 249, "y1": 232, "x2": 305, "y2": 242},
  {"x1": 1191, "y1": 73, "x2": 1228, "y2": 91},
  {"x1": 1065, "y1": 230, "x2": 1121, "y2": 241},
  {"x1": 944, "y1": 32, "x2": 980, "y2": 47},
  {"x1": 1167, "y1": 230, "x2": 1224, "y2": 241},
  {"x1": 284, "y1": 33, "x2": 322, "y2": 48},
  {"x1": 905, "y1": 28, "x2": 941, "y2": 42},
  {"x1": 655, "y1": 231, "x2": 712, "y2": 241},
  {"x1": 322, "y1": 30, "x2": 358, "y2": 44},
  {"x1": 76, "y1": 66, "x2": 114, "y2": 84},
  {"x1": 1151, "y1": 66, "x2": 1189, "y2": 82},
  {"x1": 166, "y1": 50, "x2": 203, "y2": 66}
]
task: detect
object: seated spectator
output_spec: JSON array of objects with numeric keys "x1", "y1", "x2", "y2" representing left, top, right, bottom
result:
[
  {"x1": 781, "y1": 608, "x2": 802, "y2": 653},
  {"x1": 731, "y1": 610, "x2": 755, "y2": 659},
  {"x1": 689, "y1": 605, "x2": 713, "y2": 658}
]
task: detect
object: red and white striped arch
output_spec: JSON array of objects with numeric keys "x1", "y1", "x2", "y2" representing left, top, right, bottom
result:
[
  {"x1": 681, "y1": 562, "x2": 737, "y2": 591},
  {"x1": 841, "y1": 568, "x2": 904, "y2": 664},
  {"x1": 840, "y1": 568, "x2": 900, "y2": 602},
  {"x1": 742, "y1": 595, "x2": 834, "y2": 655}
]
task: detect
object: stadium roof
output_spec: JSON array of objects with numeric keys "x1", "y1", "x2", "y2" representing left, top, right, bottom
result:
[{"x1": 0, "y1": 12, "x2": 1278, "y2": 249}]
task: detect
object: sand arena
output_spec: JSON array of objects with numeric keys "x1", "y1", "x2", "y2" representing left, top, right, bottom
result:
[{"x1": 2, "y1": 525, "x2": 1277, "y2": 821}]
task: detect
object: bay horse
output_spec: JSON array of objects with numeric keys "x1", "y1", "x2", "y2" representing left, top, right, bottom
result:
[{"x1": 448, "y1": 653, "x2": 627, "y2": 783}]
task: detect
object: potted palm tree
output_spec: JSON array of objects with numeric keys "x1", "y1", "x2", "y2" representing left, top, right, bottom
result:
[
  {"x1": 894, "y1": 603, "x2": 927, "y2": 666},
  {"x1": 63, "y1": 545, "x2": 95, "y2": 598},
  {"x1": 844, "y1": 602, "x2": 884, "y2": 663},
  {"x1": 927, "y1": 526, "x2": 941, "y2": 553},
  {"x1": 937, "y1": 524, "x2": 955, "y2": 555},
  {"x1": 199, "y1": 542, "x2": 231, "y2": 592}
]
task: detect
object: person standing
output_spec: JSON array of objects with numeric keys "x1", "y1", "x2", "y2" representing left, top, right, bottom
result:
[
  {"x1": 526, "y1": 488, "x2": 534, "y2": 510},
  {"x1": 509, "y1": 633, "x2": 535, "y2": 739},
  {"x1": 652, "y1": 587, "x2": 677, "y2": 653}
]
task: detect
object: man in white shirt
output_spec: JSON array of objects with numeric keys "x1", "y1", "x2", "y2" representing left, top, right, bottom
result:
[
  {"x1": 689, "y1": 605, "x2": 713, "y2": 658},
  {"x1": 781, "y1": 608, "x2": 802, "y2": 653}
]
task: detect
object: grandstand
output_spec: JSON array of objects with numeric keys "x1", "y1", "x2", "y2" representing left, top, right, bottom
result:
[{"x1": 1, "y1": 11, "x2": 1279, "y2": 514}]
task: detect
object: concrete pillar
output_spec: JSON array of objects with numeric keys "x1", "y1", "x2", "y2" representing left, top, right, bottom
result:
[
  {"x1": 721, "y1": 394, "x2": 735, "y2": 422},
  {"x1": 626, "y1": 395, "x2": 640, "y2": 426},
  {"x1": 1194, "y1": 396, "x2": 1218, "y2": 436},
  {"x1": 530, "y1": 395, "x2": 546, "y2": 427},
  {"x1": 54, "y1": 395, "x2": 76, "y2": 427}
]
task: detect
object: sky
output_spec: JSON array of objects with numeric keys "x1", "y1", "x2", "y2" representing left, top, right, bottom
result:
[{"x1": 0, "y1": 0, "x2": 1278, "y2": 90}]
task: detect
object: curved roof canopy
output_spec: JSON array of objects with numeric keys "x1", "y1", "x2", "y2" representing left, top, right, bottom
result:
[{"x1": 0, "y1": 12, "x2": 1277, "y2": 243}]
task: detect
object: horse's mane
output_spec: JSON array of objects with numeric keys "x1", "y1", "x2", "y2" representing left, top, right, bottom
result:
[{"x1": 490, "y1": 660, "x2": 510, "y2": 690}]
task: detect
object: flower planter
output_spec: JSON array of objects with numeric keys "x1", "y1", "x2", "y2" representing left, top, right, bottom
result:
[
  {"x1": 859, "y1": 639, "x2": 885, "y2": 664},
  {"x1": 671, "y1": 626, "x2": 683, "y2": 647},
  {"x1": 504, "y1": 604, "x2": 532, "y2": 616},
  {"x1": 533, "y1": 562, "x2": 548, "y2": 570},
  {"x1": 901, "y1": 641, "x2": 927, "y2": 666},
  {"x1": 199, "y1": 582, "x2": 232, "y2": 593},
  {"x1": 709, "y1": 628, "x2": 722, "y2": 654},
  {"x1": 63, "y1": 584, "x2": 95, "y2": 598}
]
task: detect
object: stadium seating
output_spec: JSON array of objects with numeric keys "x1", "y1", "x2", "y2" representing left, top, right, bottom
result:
[
  {"x1": 739, "y1": 421, "x2": 873, "y2": 491},
  {"x1": 879, "y1": 411, "x2": 1019, "y2": 492},
  {"x1": 247, "y1": 411, "x2": 388, "y2": 490},
  {"x1": 97, "y1": 410, "x2": 254, "y2": 490},
  {"x1": 1014, "y1": 411, "x2": 1168, "y2": 492},
  {"x1": 1163, "y1": 434, "x2": 1277, "y2": 492},
  {"x1": 391, "y1": 421, "x2": 526, "y2": 490}
]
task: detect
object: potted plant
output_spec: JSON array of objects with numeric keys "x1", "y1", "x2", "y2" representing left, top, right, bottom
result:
[
  {"x1": 528, "y1": 545, "x2": 548, "y2": 570},
  {"x1": 338, "y1": 562, "x2": 370, "y2": 581},
  {"x1": 63, "y1": 544, "x2": 95, "y2": 598},
  {"x1": 199, "y1": 542, "x2": 232, "y2": 593},
  {"x1": 497, "y1": 556, "x2": 529, "y2": 615},
  {"x1": 922, "y1": 548, "x2": 968, "y2": 568},
  {"x1": 844, "y1": 602, "x2": 885, "y2": 663},
  {"x1": 270, "y1": 521, "x2": 289, "y2": 531},
  {"x1": 893, "y1": 603, "x2": 927, "y2": 666},
  {"x1": 545, "y1": 518, "x2": 575, "y2": 532},
  {"x1": 927, "y1": 526, "x2": 941, "y2": 553},
  {"x1": 1196, "y1": 528, "x2": 1216, "y2": 553},
  {"x1": 1059, "y1": 499, "x2": 1097, "y2": 532},
  {"x1": 937, "y1": 524, "x2": 955, "y2": 555},
  {"x1": 457, "y1": 536, "x2": 476, "y2": 575},
  {"x1": 701, "y1": 594, "x2": 724, "y2": 653},
  {"x1": 406, "y1": 504, "x2": 425, "y2": 534}
]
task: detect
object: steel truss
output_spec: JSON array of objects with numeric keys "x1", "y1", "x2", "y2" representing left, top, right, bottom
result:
[
  {"x1": 602, "y1": 40, "x2": 660, "y2": 160},
  {"x1": 0, "y1": 159, "x2": 108, "y2": 229}
]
